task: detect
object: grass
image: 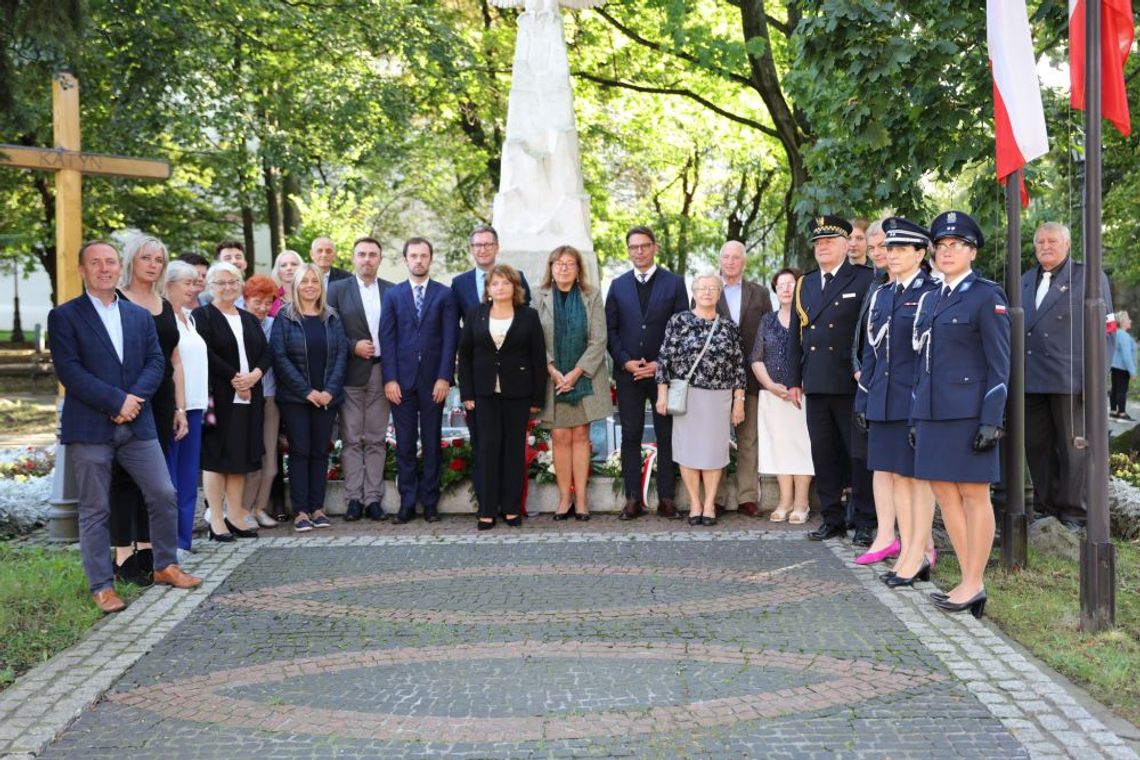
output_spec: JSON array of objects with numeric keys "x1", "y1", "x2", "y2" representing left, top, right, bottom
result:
[
  {"x1": 932, "y1": 540, "x2": 1140, "y2": 728},
  {"x1": 0, "y1": 545, "x2": 142, "y2": 690},
  {"x1": 0, "y1": 398, "x2": 56, "y2": 437}
]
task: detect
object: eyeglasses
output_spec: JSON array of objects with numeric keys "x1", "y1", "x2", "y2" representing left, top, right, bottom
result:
[
  {"x1": 211, "y1": 280, "x2": 241, "y2": 288},
  {"x1": 693, "y1": 286, "x2": 719, "y2": 293},
  {"x1": 553, "y1": 260, "x2": 578, "y2": 269},
  {"x1": 470, "y1": 242, "x2": 497, "y2": 250},
  {"x1": 628, "y1": 243, "x2": 654, "y2": 253},
  {"x1": 934, "y1": 240, "x2": 971, "y2": 253}
]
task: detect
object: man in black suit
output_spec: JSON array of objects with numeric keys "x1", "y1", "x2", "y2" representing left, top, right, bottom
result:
[
  {"x1": 327, "y1": 236, "x2": 395, "y2": 522},
  {"x1": 605, "y1": 226, "x2": 689, "y2": 519},
  {"x1": 311, "y1": 236, "x2": 352, "y2": 288},
  {"x1": 451, "y1": 224, "x2": 531, "y2": 324},
  {"x1": 787, "y1": 216, "x2": 876, "y2": 542}
]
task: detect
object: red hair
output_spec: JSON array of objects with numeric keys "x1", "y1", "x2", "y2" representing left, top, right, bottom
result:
[{"x1": 243, "y1": 274, "x2": 278, "y2": 301}]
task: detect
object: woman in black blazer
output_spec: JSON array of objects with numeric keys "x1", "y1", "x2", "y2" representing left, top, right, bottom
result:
[{"x1": 458, "y1": 264, "x2": 547, "y2": 530}]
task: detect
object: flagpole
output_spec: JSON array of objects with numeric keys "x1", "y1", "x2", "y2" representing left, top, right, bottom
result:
[
  {"x1": 1080, "y1": 0, "x2": 1115, "y2": 633},
  {"x1": 1002, "y1": 168, "x2": 1027, "y2": 569}
]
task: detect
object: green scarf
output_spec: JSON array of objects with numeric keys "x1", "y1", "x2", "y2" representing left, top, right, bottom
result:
[{"x1": 552, "y1": 285, "x2": 593, "y2": 405}]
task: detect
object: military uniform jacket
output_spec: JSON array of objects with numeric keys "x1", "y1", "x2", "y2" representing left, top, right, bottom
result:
[
  {"x1": 1021, "y1": 259, "x2": 1114, "y2": 394},
  {"x1": 855, "y1": 274, "x2": 939, "y2": 422},
  {"x1": 786, "y1": 260, "x2": 874, "y2": 394},
  {"x1": 910, "y1": 271, "x2": 1010, "y2": 427}
]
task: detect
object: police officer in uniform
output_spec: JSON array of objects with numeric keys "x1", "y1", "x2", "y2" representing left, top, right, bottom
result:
[
  {"x1": 911, "y1": 211, "x2": 1010, "y2": 619},
  {"x1": 787, "y1": 215, "x2": 876, "y2": 542},
  {"x1": 855, "y1": 218, "x2": 939, "y2": 585}
]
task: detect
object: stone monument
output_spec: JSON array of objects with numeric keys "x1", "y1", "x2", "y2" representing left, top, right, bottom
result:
[{"x1": 490, "y1": 0, "x2": 601, "y2": 286}]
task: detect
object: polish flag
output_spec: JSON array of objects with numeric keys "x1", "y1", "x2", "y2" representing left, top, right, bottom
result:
[
  {"x1": 988, "y1": 0, "x2": 1050, "y2": 207},
  {"x1": 1070, "y1": 0, "x2": 1134, "y2": 136}
]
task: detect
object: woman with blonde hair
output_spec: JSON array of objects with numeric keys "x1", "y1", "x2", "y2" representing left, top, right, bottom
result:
[{"x1": 269, "y1": 249, "x2": 303, "y2": 316}]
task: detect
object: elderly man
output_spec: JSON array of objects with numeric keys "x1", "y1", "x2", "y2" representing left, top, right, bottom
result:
[
  {"x1": 787, "y1": 216, "x2": 876, "y2": 543},
  {"x1": 712, "y1": 240, "x2": 771, "y2": 515},
  {"x1": 452, "y1": 224, "x2": 531, "y2": 323},
  {"x1": 49, "y1": 241, "x2": 202, "y2": 614},
  {"x1": 310, "y1": 236, "x2": 352, "y2": 288},
  {"x1": 1022, "y1": 222, "x2": 1115, "y2": 532}
]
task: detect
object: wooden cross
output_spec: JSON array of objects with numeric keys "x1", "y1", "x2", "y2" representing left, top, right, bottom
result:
[{"x1": 0, "y1": 71, "x2": 171, "y2": 303}]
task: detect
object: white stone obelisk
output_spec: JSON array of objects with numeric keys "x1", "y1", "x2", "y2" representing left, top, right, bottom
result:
[{"x1": 490, "y1": 0, "x2": 601, "y2": 287}]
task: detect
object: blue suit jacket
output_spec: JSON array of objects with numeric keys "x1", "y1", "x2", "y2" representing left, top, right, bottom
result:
[
  {"x1": 451, "y1": 267, "x2": 532, "y2": 324},
  {"x1": 49, "y1": 294, "x2": 165, "y2": 444},
  {"x1": 910, "y1": 272, "x2": 1010, "y2": 427},
  {"x1": 379, "y1": 279, "x2": 459, "y2": 390},
  {"x1": 604, "y1": 268, "x2": 689, "y2": 371}
]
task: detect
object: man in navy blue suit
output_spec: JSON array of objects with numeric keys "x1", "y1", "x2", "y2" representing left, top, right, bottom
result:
[
  {"x1": 49, "y1": 241, "x2": 202, "y2": 615},
  {"x1": 451, "y1": 224, "x2": 531, "y2": 324},
  {"x1": 605, "y1": 226, "x2": 689, "y2": 519},
  {"x1": 379, "y1": 237, "x2": 459, "y2": 522}
]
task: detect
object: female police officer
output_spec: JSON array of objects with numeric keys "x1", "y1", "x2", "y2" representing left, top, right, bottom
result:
[
  {"x1": 911, "y1": 211, "x2": 1010, "y2": 618},
  {"x1": 855, "y1": 218, "x2": 940, "y2": 587}
]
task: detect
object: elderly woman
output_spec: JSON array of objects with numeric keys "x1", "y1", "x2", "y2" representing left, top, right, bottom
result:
[
  {"x1": 270, "y1": 263, "x2": 348, "y2": 532},
  {"x1": 750, "y1": 268, "x2": 814, "y2": 525},
  {"x1": 655, "y1": 273, "x2": 745, "y2": 526},
  {"x1": 192, "y1": 262, "x2": 269, "y2": 541},
  {"x1": 108, "y1": 235, "x2": 188, "y2": 584},
  {"x1": 270, "y1": 249, "x2": 303, "y2": 317},
  {"x1": 163, "y1": 261, "x2": 208, "y2": 557},
  {"x1": 534, "y1": 245, "x2": 610, "y2": 520},
  {"x1": 458, "y1": 264, "x2": 547, "y2": 531},
  {"x1": 241, "y1": 275, "x2": 283, "y2": 529}
]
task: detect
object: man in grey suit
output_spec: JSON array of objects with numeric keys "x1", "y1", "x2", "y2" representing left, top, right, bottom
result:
[
  {"x1": 1022, "y1": 221, "x2": 1115, "y2": 532},
  {"x1": 327, "y1": 236, "x2": 395, "y2": 521},
  {"x1": 713, "y1": 240, "x2": 772, "y2": 516}
]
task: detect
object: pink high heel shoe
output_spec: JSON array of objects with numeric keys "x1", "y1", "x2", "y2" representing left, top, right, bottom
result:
[
  {"x1": 855, "y1": 538, "x2": 901, "y2": 565},
  {"x1": 926, "y1": 547, "x2": 938, "y2": 568}
]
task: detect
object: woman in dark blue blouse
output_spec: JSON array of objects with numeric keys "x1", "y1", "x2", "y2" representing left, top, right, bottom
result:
[{"x1": 270, "y1": 263, "x2": 348, "y2": 533}]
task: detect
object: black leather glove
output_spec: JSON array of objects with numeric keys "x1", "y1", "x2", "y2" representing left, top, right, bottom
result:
[
  {"x1": 972, "y1": 425, "x2": 1003, "y2": 452},
  {"x1": 854, "y1": 412, "x2": 868, "y2": 433},
  {"x1": 907, "y1": 426, "x2": 917, "y2": 450}
]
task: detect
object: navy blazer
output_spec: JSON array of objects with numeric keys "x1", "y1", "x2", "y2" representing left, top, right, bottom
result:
[
  {"x1": 379, "y1": 279, "x2": 459, "y2": 390},
  {"x1": 786, "y1": 260, "x2": 875, "y2": 394},
  {"x1": 604, "y1": 267, "x2": 689, "y2": 372},
  {"x1": 855, "y1": 275, "x2": 939, "y2": 422},
  {"x1": 1021, "y1": 259, "x2": 1114, "y2": 394},
  {"x1": 451, "y1": 267, "x2": 532, "y2": 323},
  {"x1": 457, "y1": 303, "x2": 547, "y2": 405},
  {"x1": 269, "y1": 305, "x2": 349, "y2": 407},
  {"x1": 49, "y1": 294, "x2": 165, "y2": 444},
  {"x1": 911, "y1": 272, "x2": 1010, "y2": 427},
  {"x1": 327, "y1": 275, "x2": 394, "y2": 387}
]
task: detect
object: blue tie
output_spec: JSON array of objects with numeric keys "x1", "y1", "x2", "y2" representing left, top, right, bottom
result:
[{"x1": 414, "y1": 284, "x2": 425, "y2": 322}]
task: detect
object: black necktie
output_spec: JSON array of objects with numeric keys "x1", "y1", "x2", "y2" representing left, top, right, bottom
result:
[{"x1": 823, "y1": 272, "x2": 833, "y2": 290}]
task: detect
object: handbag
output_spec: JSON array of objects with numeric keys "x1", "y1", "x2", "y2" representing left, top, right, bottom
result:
[{"x1": 665, "y1": 319, "x2": 719, "y2": 416}]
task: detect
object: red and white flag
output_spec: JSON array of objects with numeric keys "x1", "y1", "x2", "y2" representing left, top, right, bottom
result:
[
  {"x1": 1070, "y1": 0, "x2": 1134, "y2": 136},
  {"x1": 988, "y1": 0, "x2": 1050, "y2": 207}
]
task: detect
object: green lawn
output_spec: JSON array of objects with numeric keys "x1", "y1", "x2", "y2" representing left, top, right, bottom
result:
[
  {"x1": 0, "y1": 545, "x2": 141, "y2": 690},
  {"x1": 932, "y1": 541, "x2": 1140, "y2": 728}
]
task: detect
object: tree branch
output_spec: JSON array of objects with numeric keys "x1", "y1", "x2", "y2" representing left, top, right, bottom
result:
[
  {"x1": 765, "y1": 14, "x2": 789, "y2": 36},
  {"x1": 574, "y1": 71, "x2": 780, "y2": 138}
]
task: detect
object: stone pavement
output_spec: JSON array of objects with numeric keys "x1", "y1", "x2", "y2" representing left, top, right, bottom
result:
[{"x1": 1, "y1": 518, "x2": 1137, "y2": 759}]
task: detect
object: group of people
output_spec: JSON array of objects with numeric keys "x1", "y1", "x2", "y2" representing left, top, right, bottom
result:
[{"x1": 50, "y1": 208, "x2": 1120, "y2": 619}]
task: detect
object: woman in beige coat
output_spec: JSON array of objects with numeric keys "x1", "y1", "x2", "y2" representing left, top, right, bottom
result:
[{"x1": 535, "y1": 245, "x2": 612, "y2": 520}]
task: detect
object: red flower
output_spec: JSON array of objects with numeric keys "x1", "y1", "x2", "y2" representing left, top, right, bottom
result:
[
  {"x1": 440, "y1": 440, "x2": 450, "y2": 449},
  {"x1": 452, "y1": 438, "x2": 464, "y2": 447},
  {"x1": 449, "y1": 458, "x2": 467, "y2": 471},
  {"x1": 536, "y1": 442, "x2": 549, "y2": 452}
]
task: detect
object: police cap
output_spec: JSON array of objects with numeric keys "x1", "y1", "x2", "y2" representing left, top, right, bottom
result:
[
  {"x1": 808, "y1": 215, "x2": 853, "y2": 241},
  {"x1": 882, "y1": 217, "x2": 931, "y2": 248},
  {"x1": 930, "y1": 211, "x2": 984, "y2": 249}
]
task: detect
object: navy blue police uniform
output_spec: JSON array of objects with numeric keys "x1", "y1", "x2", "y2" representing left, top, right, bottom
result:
[
  {"x1": 856, "y1": 218, "x2": 938, "y2": 478},
  {"x1": 911, "y1": 213, "x2": 1011, "y2": 483},
  {"x1": 787, "y1": 215, "x2": 876, "y2": 537}
]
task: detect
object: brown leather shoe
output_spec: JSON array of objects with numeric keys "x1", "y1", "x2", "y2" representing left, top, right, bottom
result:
[
  {"x1": 738, "y1": 501, "x2": 760, "y2": 517},
  {"x1": 152, "y1": 564, "x2": 203, "y2": 589},
  {"x1": 93, "y1": 588, "x2": 126, "y2": 614},
  {"x1": 656, "y1": 498, "x2": 681, "y2": 519},
  {"x1": 618, "y1": 498, "x2": 645, "y2": 521}
]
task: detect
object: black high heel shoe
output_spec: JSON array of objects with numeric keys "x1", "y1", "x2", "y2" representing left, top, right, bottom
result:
[
  {"x1": 477, "y1": 518, "x2": 495, "y2": 531},
  {"x1": 688, "y1": 514, "x2": 702, "y2": 526},
  {"x1": 504, "y1": 515, "x2": 522, "y2": 527},
  {"x1": 207, "y1": 524, "x2": 235, "y2": 543},
  {"x1": 879, "y1": 570, "x2": 897, "y2": 582},
  {"x1": 929, "y1": 591, "x2": 949, "y2": 601},
  {"x1": 224, "y1": 517, "x2": 259, "y2": 539},
  {"x1": 934, "y1": 589, "x2": 987, "y2": 619},
  {"x1": 552, "y1": 504, "x2": 574, "y2": 521},
  {"x1": 574, "y1": 510, "x2": 591, "y2": 521},
  {"x1": 884, "y1": 559, "x2": 931, "y2": 589}
]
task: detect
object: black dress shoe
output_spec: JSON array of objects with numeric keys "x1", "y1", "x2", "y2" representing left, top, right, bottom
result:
[
  {"x1": 365, "y1": 502, "x2": 389, "y2": 521},
  {"x1": 477, "y1": 519, "x2": 495, "y2": 531},
  {"x1": 504, "y1": 514, "x2": 522, "y2": 527},
  {"x1": 394, "y1": 509, "x2": 414, "y2": 524},
  {"x1": 224, "y1": 517, "x2": 259, "y2": 539},
  {"x1": 879, "y1": 570, "x2": 897, "y2": 583},
  {"x1": 700, "y1": 515, "x2": 717, "y2": 526},
  {"x1": 808, "y1": 522, "x2": 846, "y2": 541},
  {"x1": 113, "y1": 552, "x2": 154, "y2": 587},
  {"x1": 935, "y1": 590, "x2": 987, "y2": 619},
  {"x1": 344, "y1": 499, "x2": 363, "y2": 522},
  {"x1": 851, "y1": 526, "x2": 874, "y2": 547},
  {"x1": 884, "y1": 559, "x2": 931, "y2": 588},
  {"x1": 424, "y1": 509, "x2": 441, "y2": 523},
  {"x1": 687, "y1": 515, "x2": 702, "y2": 526}
]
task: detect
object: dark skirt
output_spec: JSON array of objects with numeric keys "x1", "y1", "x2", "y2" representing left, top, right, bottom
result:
[
  {"x1": 867, "y1": 419, "x2": 915, "y2": 477},
  {"x1": 849, "y1": 409, "x2": 869, "y2": 460},
  {"x1": 913, "y1": 418, "x2": 999, "y2": 483},
  {"x1": 200, "y1": 403, "x2": 262, "y2": 474}
]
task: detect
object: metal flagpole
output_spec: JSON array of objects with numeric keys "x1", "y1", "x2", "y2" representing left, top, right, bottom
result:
[
  {"x1": 1003, "y1": 168, "x2": 1027, "y2": 569},
  {"x1": 1080, "y1": 0, "x2": 1115, "y2": 632}
]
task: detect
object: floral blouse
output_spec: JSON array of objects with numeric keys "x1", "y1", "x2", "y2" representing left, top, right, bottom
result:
[
  {"x1": 655, "y1": 311, "x2": 746, "y2": 391},
  {"x1": 750, "y1": 310, "x2": 793, "y2": 387}
]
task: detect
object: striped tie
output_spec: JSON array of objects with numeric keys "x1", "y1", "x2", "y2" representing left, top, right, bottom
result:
[{"x1": 414, "y1": 284, "x2": 425, "y2": 322}]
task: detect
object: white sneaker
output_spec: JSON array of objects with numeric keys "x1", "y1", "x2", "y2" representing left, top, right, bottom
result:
[
  {"x1": 244, "y1": 514, "x2": 259, "y2": 530},
  {"x1": 203, "y1": 507, "x2": 213, "y2": 524}
]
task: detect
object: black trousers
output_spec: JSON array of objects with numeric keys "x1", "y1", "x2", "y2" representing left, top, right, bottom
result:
[
  {"x1": 1110, "y1": 368, "x2": 1131, "y2": 413},
  {"x1": 471, "y1": 394, "x2": 530, "y2": 518},
  {"x1": 1024, "y1": 393, "x2": 1086, "y2": 524},
  {"x1": 805, "y1": 393, "x2": 875, "y2": 528},
  {"x1": 279, "y1": 402, "x2": 338, "y2": 514},
  {"x1": 616, "y1": 372, "x2": 677, "y2": 501}
]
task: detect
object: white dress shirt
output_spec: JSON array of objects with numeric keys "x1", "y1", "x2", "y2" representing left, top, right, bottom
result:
[
  {"x1": 87, "y1": 292, "x2": 124, "y2": 363},
  {"x1": 357, "y1": 276, "x2": 383, "y2": 351}
]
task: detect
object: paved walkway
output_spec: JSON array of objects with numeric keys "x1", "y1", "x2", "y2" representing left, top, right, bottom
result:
[{"x1": 1, "y1": 518, "x2": 1137, "y2": 759}]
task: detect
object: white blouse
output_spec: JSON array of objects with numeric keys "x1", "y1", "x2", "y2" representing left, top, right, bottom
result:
[
  {"x1": 223, "y1": 312, "x2": 251, "y2": 405},
  {"x1": 177, "y1": 309, "x2": 209, "y2": 411}
]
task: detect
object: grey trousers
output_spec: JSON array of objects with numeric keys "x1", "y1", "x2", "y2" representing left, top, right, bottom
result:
[
  {"x1": 717, "y1": 393, "x2": 760, "y2": 506},
  {"x1": 70, "y1": 426, "x2": 178, "y2": 593},
  {"x1": 340, "y1": 363, "x2": 391, "y2": 504}
]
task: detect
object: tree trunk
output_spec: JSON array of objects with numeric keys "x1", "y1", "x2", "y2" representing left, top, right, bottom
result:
[
  {"x1": 282, "y1": 172, "x2": 301, "y2": 238},
  {"x1": 263, "y1": 158, "x2": 283, "y2": 264},
  {"x1": 241, "y1": 205, "x2": 255, "y2": 265}
]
